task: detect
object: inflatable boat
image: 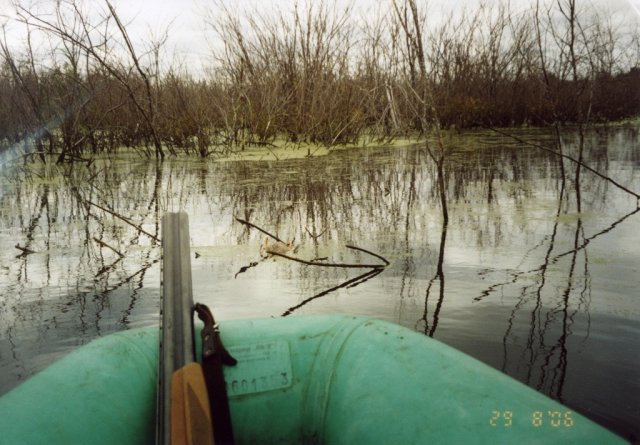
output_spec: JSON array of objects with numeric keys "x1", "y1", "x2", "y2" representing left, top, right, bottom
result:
[{"x1": 0, "y1": 314, "x2": 627, "y2": 444}]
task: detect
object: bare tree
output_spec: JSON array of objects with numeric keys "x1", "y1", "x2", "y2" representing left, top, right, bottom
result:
[
  {"x1": 0, "y1": 0, "x2": 637, "y2": 160},
  {"x1": 0, "y1": 24, "x2": 55, "y2": 159},
  {"x1": 13, "y1": 0, "x2": 168, "y2": 158}
]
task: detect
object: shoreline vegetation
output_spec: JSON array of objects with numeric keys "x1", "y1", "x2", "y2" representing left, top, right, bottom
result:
[{"x1": 0, "y1": 0, "x2": 639, "y2": 163}]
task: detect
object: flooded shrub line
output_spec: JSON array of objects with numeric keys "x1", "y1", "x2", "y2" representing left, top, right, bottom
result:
[{"x1": 0, "y1": 0, "x2": 638, "y2": 159}]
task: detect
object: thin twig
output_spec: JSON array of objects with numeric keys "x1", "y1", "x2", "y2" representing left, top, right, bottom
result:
[
  {"x1": 85, "y1": 199, "x2": 160, "y2": 242},
  {"x1": 346, "y1": 267, "x2": 385, "y2": 288},
  {"x1": 346, "y1": 244, "x2": 390, "y2": 265},
  {"x1": 266, "y1": 250, "x2": 385, "y2": 269},
  {"x1": 235, "y1": 216, "x2": 284, "y2": 243},
  {"x1": 93, "y1": 237, "x2": 125, "y2": 257},
  {"x1": 234, "y1": 261, "x2": 259, "y2": 278},
  {"x1": 236, "y1": 217, "x2": 388, "y2": 269},
  {"x1": 95, "y1": 257, "x2": 124, "y2": 277},
  {"x1": 551, "y1": 206, "x2": 640, "y2": 262},
  {"x1": 488, "y1": 126, "x2": 640, "y2": 201},
  {"x1": 473, "y1": 206, "x2": 640, "y2": 303},
  {"x1": 15, "y1": 244, "x2": 35, "y2": 255},
  {"x1": 282, "y1": 268, "x2": 383, "y2": 316}
]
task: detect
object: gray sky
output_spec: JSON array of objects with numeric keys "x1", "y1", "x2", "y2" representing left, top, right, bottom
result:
[
  {"x1": 110, "y1": 0, "x2": 640, "y2": 73},
  {"x1": 1, "y1": 0, "x2": 638, "y2": 75}
]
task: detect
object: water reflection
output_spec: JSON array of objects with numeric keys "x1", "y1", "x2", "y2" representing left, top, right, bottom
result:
[
  {"x1": 0, "y1": 126, "x2": 638, "y2": 440},
  {"x1": 419, "y1": 221, "x2": 447, "y2": 337}
]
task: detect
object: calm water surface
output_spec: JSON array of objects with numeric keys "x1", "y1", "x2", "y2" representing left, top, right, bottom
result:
[{"x1": 0, "y1": 126, "x2": 639, "y2": 441}]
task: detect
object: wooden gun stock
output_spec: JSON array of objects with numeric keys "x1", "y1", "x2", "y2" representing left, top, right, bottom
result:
[{"x1": 171, "y1": 363, "x2": 214, "y2": 445}]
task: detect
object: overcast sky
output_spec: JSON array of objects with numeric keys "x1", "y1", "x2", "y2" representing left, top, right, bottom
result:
[
  {"x1": 1, "y1": 0, "x2": 639, "y2": 75},
  {"x1": 108, "y1": 0, "x2": 640, "y2": 49}
]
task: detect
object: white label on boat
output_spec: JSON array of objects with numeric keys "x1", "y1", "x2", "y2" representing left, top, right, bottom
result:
[{"x1": 224, "y1": 340, "x2": 293, "y2": 397}]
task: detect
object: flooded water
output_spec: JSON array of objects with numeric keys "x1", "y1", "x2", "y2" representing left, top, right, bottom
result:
[{"x1": 0, "y1": 125, "x2": 639, "y2": 441}]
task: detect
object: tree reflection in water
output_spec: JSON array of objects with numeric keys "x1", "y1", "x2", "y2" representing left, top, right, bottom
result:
[{"x1": 0, "y1": 126, "x2": 639, "y2": 440}]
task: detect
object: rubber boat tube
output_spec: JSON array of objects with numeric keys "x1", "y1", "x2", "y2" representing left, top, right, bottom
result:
[{"x1": 0, "y1": 315, "x2": 626, "y2": 444}]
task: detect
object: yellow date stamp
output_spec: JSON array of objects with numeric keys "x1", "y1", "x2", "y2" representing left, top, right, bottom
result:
[{"x1": 489, "y1": 411, "x2": 574, "y2": 427}]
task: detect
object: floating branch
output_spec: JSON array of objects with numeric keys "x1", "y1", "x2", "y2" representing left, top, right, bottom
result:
[
  {"x1": 551, "y1": 206, "x2": 640, "y2": 263},
  {"x1": 235, "y1": 261, "x2": 259, "y2": 278},
  {"x1": 233, "y1": 217, "x2": 389, "y2": 315},
  {"x1": 234, "y1": 218, "x2": 389, "y2": 314},
  {"x1": 266, "y1": 250, "x2": 386, "y2": 269},
  {"x1": 282, "y1": 268, "x2": 384, "y2": 316},
  {"x1": 85, "y1": 199, "x2": 160, "y2": 242},
  {"x1": 235, "y1": 216, "x2": 285, "y2": 243},
  {"x1": 235, "y1": 217, "x2": 388, "y2": 268},
  {"x1": 488, "y1": 126, "x2": 640, "y2": 201},
  {"x1": 346, "y1": 267, "x2": 384, "y2": 288},
  {"x1": 15, "y1": 244, "x2": 35, "y2": 255},
  {"x1": 93, "y1": 237, "x2": 124, "y2": 257},
  {"x1": 346, "y1": 244, "x2": 390, "y2": 266},
  {"x1": 473, "y1": 206, "x2": 640, "y2": 303},
  {"x1": 95, "y1": 257, "x2": 124, "y2": 278},
  {"x1": 100, "y1": 257, "x2": 161, "y2": 293}
]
